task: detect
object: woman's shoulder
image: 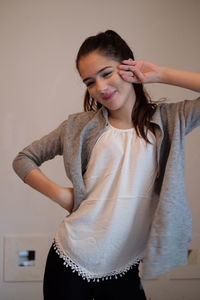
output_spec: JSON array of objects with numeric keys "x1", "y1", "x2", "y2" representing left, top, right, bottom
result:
[
  {"x1": 68, "y1": 110, "x2": 97, "y2": 120},
  {"x1": 65, "y1": 109, "x2": 104, "y2": 130},
  {"x1": 68, "y1": 109, "x2": 103, "y2": 123},
  {"x1": 153, "y1": 97, "x2": 200, "y2": 130},
  {"x1": 156, "y1": 96, "x2": 200, "y2": 112}
]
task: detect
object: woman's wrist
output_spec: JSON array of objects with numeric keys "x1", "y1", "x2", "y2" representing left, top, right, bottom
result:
[
  {"x1": 156, "y1": 66, "x2": 169, "y2": 84},
  {"x1": 156, "y1": 66, "x2": 200, "y2": 92},
  {"x1": 53, "y1": 185, "x2": 74, "y2": 212},
  {"x1": 24, "y1": 169, "x2": 74, "y2": 212}
]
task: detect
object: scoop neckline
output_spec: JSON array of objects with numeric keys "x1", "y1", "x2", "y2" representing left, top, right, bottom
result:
[{"x1": 108, "y1": 123, "x2": 135, "y2": 132}]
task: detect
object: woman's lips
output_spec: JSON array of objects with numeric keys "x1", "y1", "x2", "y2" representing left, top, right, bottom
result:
[{"x1": 102, "y1": 91, "x2": 116, "y2": 101}]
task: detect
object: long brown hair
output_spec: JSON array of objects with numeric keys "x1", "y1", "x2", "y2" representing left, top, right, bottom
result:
[{"x1": 76, "y1": 30, "x2": 156, "y2": 143}]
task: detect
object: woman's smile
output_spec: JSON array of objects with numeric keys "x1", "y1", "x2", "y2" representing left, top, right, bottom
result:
[
  {"x1": 101, "y1": 90, "x2": 117, "y2": 102},
  {"x1": 78, "y1": 51, "x2": 136, "y2": 116}
]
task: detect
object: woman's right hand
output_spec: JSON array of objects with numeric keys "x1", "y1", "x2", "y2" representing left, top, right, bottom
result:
[
  {"x1": 24, "y1": 169, "x2": 74, "y2": 213},
  {"x1": 56, "y1": 186, "x2": 74, "y2": 213}
]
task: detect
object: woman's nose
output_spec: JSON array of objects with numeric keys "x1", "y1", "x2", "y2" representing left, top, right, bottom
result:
[{"x1": 96, "y1": 79, "x2": 107, "y2": 93}]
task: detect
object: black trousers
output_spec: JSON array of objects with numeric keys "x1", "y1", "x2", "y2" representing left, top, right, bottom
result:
[{"x1": 43, "y1": 245, "x2": 147, "y2": 300}]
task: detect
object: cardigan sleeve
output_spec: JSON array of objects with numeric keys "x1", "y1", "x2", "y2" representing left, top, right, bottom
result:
[
  {"x1": 12, "y1": 120, "x2": 67, "y2": 181},
  {"x1": 183, "y1": 97, "x2": 200, "y2": 134}
]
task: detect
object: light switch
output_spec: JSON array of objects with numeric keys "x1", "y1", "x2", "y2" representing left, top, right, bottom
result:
[{"x1": 4, "y1": 235, "x2": 52, "y2": 281}]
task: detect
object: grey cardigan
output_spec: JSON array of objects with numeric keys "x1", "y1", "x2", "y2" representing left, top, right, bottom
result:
[{"x1": 13, "y1": 97, "x2": 200, "y2": 279}]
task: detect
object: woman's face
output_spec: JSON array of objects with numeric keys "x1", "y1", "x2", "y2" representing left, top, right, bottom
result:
[{"x1": 78, "y1": 51, "x2": 135, "y2": 113}]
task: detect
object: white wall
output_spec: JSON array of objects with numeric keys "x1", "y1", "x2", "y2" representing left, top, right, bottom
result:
[{"x1": 0, "y1": 0, "x2": 200, "y2": 299}]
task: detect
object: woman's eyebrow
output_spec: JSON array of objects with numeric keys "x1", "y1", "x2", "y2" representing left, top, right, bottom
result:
[{"x1": 83, "y1": 66, "x2": 113, "y2": 83}]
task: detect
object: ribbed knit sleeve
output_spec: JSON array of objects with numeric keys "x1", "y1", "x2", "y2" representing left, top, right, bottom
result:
[
  {"x1": 12, "y1": 120, "x2": 67, "y2": 181},
  {"x1": 183, "y1": 97, "x2": 200, "y2": 134}
]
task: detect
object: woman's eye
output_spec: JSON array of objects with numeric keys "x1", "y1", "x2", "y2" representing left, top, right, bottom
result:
[
  {"x1": 86, "y1": 81, "x2": 94, "y2": 87},
  {"x1": 103, "y1": 71, "x2": 112, "y2": 78}
]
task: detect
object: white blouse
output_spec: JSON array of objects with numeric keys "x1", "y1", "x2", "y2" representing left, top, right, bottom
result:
[{"x1": 54, "y1": 125, "x2": 157, "y2": 281}]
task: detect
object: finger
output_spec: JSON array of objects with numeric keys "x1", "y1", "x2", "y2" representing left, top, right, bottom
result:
[
  {"x1": 118, "y1": 59, "x2": 136, "y2": 70},
  {"x1": 118, "y1": 70, "x2": 134, "y2": 77},
  {"x1": 119, "y1": 64, "x2": 144, "y2": 80},
  {"x1": 122, "y1": 58, "x2": 136, "y2": 65},
  {"x1": 122, "y1": 58, "x2": 135, "y2": 64},
  {"x1": 118, "y1": 64, "x2": 134, "y2": 72},
  {"x1": 118, "y1": 70, "x2": 141, "y2": 83},
  {"x1": 131, "y1": 68, "x2": 146, "y2": 82}
]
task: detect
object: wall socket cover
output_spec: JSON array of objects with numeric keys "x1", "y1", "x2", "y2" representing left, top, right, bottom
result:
[{"x1": 4, "y1": 235, "x2": 52, "y2": 282}]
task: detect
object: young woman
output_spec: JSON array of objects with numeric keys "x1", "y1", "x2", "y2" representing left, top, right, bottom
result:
[{"x1": 13, "y1": 30, "x2": 200, "y2": 300}]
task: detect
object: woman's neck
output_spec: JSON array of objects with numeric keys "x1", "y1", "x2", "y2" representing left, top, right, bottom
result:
[
  {"x1": 107, "y1": 86, "x2": 136, "y2": 129},
  {"x1": 108, "y1": 110, "x2": 133, "y2": 129},
  {"x1": 108, "y1": 98, "x2": 135, "y2": 129}
]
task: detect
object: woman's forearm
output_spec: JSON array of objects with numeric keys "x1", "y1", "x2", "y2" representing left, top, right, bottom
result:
[
  {"x1": 24, "y1": 169, "x2": 74, "y2": 212},
  {"x1": 118, "y1": 60, "x2": 200, "y2": 92},
  {"x1": 159, "y1": 67, "x2": 200, "y2": 92}
]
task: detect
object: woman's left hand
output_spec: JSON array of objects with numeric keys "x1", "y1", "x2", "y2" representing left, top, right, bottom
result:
[{"x1": 118, "y1": 59, "x2": 162, "y2": 84}]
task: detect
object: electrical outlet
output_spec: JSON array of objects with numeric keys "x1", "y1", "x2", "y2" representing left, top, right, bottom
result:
[{"x1": 4, "y1": 235, "x2": 52, "y2": 281}]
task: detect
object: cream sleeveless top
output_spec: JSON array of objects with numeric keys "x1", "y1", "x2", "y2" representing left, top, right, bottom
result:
[{"x1": 54, "y1": 125, "x2": 157, "y2": 281}]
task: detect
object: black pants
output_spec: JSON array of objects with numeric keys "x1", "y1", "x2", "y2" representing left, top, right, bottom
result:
[{"x1": 43, "y1": 245, "x2": 147, "y2": 300}]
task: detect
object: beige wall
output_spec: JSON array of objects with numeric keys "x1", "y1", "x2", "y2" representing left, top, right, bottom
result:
[{"x1": 0, "y1": 0, "x2": 200, "y2": 299}]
